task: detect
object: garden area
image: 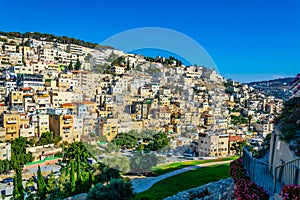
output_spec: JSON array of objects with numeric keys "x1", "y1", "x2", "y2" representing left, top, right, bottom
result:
[
  {"x1": 135, "y1": 164, "x2": 230, "y2": 200},
  {"x1": 151, "y1": 156, "x2": 237, "y2": 176}
]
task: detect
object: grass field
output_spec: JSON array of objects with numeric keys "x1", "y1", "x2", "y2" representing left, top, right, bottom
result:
[
  {"x1": 136, "y1": 163, "x2": 230, "y2": 200},
  {"x1": 151, "y1": 156, "x2": 237, "y2": 176}
]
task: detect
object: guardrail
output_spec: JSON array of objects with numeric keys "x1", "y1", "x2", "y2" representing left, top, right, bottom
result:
[
  {"x1": 242, "y1": 148, "x2": 300, "y2": 195},
  {"x1": 274, "y1": 157, "x2": 300, "y2": 193},
  {"x1": 242, "y1": 148, "x2": 275, "y2": 194}
]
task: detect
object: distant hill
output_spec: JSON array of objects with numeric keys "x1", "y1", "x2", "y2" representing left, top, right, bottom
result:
[
  {"x1": 248, "y1": 77, "x2": 293, "y2": 100},
  {"x1": 248, "y1": 77, "x2": 294, "y2": 86},
  {"x1": 0, "y1": 31, "x2": 114, "y2": 50}
]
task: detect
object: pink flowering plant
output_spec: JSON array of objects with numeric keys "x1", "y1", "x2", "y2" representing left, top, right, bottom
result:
[
  {"x1": 229, "y1": 157, "x2": 250, "y2": 182},
  {"x1": 230, "y1": 158, "x2": 269, "y2": 200},
  {"x1": 280, "y1": 184, "x2": 300, "y2": 200},
  {"x1": 234, "y1": 178, "x2": 269, "y2": 200}
]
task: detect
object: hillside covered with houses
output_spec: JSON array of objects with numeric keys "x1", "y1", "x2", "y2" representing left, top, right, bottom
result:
[{"x1": 0, "y1": 31, "x2": 286, "y2": 162}]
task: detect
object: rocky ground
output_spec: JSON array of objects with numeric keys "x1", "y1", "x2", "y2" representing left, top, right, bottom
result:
[{"x1": 164, "y1": 178, "x2": 234, "y2": 200}]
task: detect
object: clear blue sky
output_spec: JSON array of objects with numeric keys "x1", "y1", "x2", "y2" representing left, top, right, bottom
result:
[{"x1": 1, "y1": 0, "x2": 299, "y2": 82}]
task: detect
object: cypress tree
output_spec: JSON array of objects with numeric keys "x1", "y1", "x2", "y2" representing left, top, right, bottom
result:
[
  {"x1": 37, "y1": 165, "x2": 46, "y2": 199},
  {"x1": 68, "y1": 61, "x2": 73, "y2": 71},
  {"x1": 88, "y1": 171, "x2": 93, "y2": 188},
  {"x1": 13, "y1": 162, "x2": 24, "y2": 200},
  {"x1": 46, "y1": 171, "x2": 56, "y2": 198},
  {"x1": 70, "y1": 161, "x2": 76, "y2": 195},
  {"x1": 13, "y1": 176, "x2": 20, "y2": 200},
  {"x1": 75, "y1": 154, "x2": 82, "y2": 193},
  {"x1": 74, "y1": 59, "x2": 81, "y2": 70},
  {"x1": 16, "y1": 166, "x2": 24, "y2": 200},
  {"x1": 126, "y1": 58, "x2": 130, "y2": 70}
]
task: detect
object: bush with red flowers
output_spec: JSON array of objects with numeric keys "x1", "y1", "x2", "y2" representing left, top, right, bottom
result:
[
  {"x1": 234, "y1": 178, "x2": 269, "y2": 200},
  {"x1": 230, "y1": 158, "x2": 269, "y2": 200},
  {"x1": 229, "y1": 157, "x2": 249, "y2": 181},
  {"x1": 280, "y1": 184, "x2": 300, "y2": 200}
]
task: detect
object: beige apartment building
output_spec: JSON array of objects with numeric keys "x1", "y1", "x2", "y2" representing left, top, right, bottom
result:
[
  {"x1": 98, "y1": 118, "x2": 118, "y2": 141},
  {"x1": 30, "y1": 114, "x2": 50, "y2": 138},
  {"x1": 34, "y1": 93, "x2": 51, "y2": 114},
  {"x1": 10, "y1": 91, "x2": 23, "y2": 107},
  {"x1": 2, "y1": 112, "x2": 20, "y2": 140},
  {"x1": 0, "y1": 143, "x2": 11, "y2": 160},
  {"x1": 19, "y1": 113, "x2": 35, "y2": 138},
  {"x1": 49, "y1": 113, "x2": 76, "y2": 143},
  {"x1": 198, "y1": 133, "x2": 229, "y2": 157},
  {"x1": 49, "y1": 91, "x2": 73, "y2": 107}
]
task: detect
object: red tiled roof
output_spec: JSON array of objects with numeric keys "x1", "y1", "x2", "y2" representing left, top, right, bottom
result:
[
  {"x1": 83, "y1": 101, "x2": 95, "y2": 105},
  {"x1": 63, "y1": 115, "x2": 72, "y2": 119},
  {"x1": 229, "y1": 135, "x2": 245, "y2": 142},
  {"x1": 62, "y1": 103, "x2": 75, "y2": 107},
  {"x1": 20, "y1": 87, "x2": 32, "y2": 91},
  {"x1": 72, "y1": 70, "x2": 90, "y2": 74}
]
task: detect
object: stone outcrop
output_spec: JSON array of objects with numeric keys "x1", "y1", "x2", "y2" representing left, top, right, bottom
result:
[{"x1": 164, "y1": 178, "x2": 234, "y2": 200}]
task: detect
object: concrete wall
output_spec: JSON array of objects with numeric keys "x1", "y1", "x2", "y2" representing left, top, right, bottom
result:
[{"x1": 269, "y1": 126, "x2": 298, "y2": 167}]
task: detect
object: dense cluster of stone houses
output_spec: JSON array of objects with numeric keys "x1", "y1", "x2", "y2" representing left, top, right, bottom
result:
[{"x1": 0, "y1": 34, "x2": 284, "y2": 161}]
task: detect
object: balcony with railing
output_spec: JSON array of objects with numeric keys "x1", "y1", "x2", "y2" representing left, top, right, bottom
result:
[
  {"x1": 63, "y1": 128, "x2": 70, "y2": 133},
  {"x1": 64, "y1": 119, "x2": 71, "y2": 124},
  {"x1": 6, "y1": 128, "x2": 17, "y2": 134},
  {"x1": 6, "y1": 119, "x2": 17, "y2": 124}
]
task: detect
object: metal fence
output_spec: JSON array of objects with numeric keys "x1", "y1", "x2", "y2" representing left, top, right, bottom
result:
[
  {"x1": 242, "y1": 148, "x2": 300, "y2": 195},
  {"x1": 242, "y1": 148, "x2": 275, "y2": 194},
  {"x1": 274, "y1": 157, "x2": 300, "y2": 192}
]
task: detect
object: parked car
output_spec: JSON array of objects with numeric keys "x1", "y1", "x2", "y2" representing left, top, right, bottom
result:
[
  {"x1": 2, "y1": 177, "x2": 13, "y2": 184},
  {"x1": 53, "y1": 171, "x2": 61, "y2": 176}
]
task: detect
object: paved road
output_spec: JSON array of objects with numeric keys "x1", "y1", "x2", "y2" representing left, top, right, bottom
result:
[{"x1": 131, "y1": 160, "x2": 232, "y2": 193}]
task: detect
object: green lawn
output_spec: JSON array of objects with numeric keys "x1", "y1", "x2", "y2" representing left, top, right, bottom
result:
[
  {"x1": 136, "y1": 163, "x2": 230, "y2": 200},
  {"x1": 151, "y1": 156, "x2": 237, "y2": 176}
]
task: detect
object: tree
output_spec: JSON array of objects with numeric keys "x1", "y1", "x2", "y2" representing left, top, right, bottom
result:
[
  {"x1": 112, "y1": 132, "x2": 138, "y2": 149},
  {"x1": 107, "y1": 51, "x2": 118, "y2": 62},
  {"x1": 75, "y1": 154, "x2": 82, "y2": 193},
  {"x1": 25, "y1": 177, "x2": 35, "y2": 199},
  {"x1": 85, "y1": 53, "x2": 92, "y2": 61},
  {"x1": 56, "y1": 171, "x2": 70, "y2": 199},
  {"x1": 37, "y1": 165, "x2": 46, "y2": 199},
  {"x1": 13, "y1": 162, "x2": 24, "y2": 200},
  {"x1": 101, "y1": 156, "x2": 130, "y2": 174},
  {"x1": 230, "y1": 140, "x2": 247, "y2": 156},
  {"x1": 46, "y1": 171, "x2": 57, "y2": 198},
  {"x1": 64, "y1": 142, "x2": 91, "y2": 162},
  {"x1": 88, "y1": 171, "x2": 93, "y2": 188},
  {"x1": 97, "y1": 168, "x2": 121, "y2": 184},
  {"x1": 129, "y1": 153, "x2": 158, "y2": 174},
  {"x1": 248, "y1": 115, "x2": 253, "y2": 131},
  {"x1": 74, "y1": 59, "x2": 82, "y2": 70},
  {"x1": 37, "y1": 131, "x2": 53, "y2": 145},
  {"x1": 126, "y1": 58, "x2": 130, "y2": 70},
  {"x1": 148, "y1": 132, "x2": 170, "y2": 151},
  {"x1": 86, "y1": 179, "x2": 135, "y2": 200},
  {"x1": 15, "y1": 165, "x2": 24, "y2": 200},
  {"x1": 70, "y1": 161, "x2": 76, "y2": 195},
  {"x1": 13, "y1": 176, "x2": 21, "y2": 200},
  {"x1": 68, "y1": 61, "x2": 73, "y2": 71},
  {"x1": 10, "y1": 137, "x2": 33, "y2": 167}
]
